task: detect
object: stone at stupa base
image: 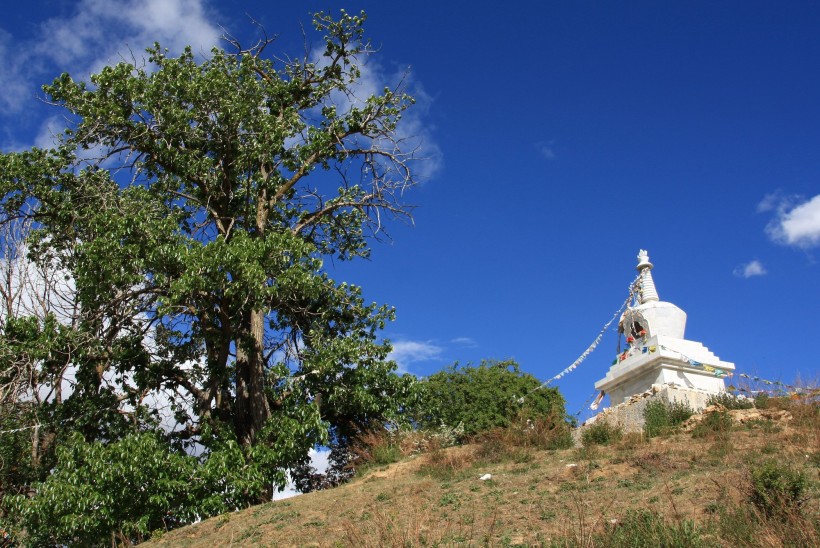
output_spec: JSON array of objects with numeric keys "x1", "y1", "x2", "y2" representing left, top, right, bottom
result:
[{"x1": 582, "y1": 383, "x2": 721, "y2": 435}]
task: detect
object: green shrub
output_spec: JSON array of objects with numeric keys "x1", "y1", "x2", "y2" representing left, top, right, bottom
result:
[
  {"x1": 581, "y1": 420, "x2": 622, "y2": 447},
  {"x1": 643, "y1": 399, "x2": 693, "y2": 438},
  {"x1": 749, "y1": 460, "x2": 808, "y2": 516},
  {"x1": 668, "y1": 400, "x2": 695, "y2": 424},
  {"x1": 412, "y1": 360, "x2": 568, "y2": 437},
  {"x1": 691, "y1": 411, "x2": 733, "y2": 439},
  {"x1": 707, "y1": 392, "x2": 754, "y2": 410}
]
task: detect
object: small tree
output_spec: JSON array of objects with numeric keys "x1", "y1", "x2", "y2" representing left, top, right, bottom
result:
[{"x1": 413, "y1": 360, "x2": 568, "y2": 437}]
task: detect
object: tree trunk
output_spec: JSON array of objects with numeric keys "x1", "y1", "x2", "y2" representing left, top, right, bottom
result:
[{"x1": 234, "y1": 308, "x2": 272, "y2": 446}]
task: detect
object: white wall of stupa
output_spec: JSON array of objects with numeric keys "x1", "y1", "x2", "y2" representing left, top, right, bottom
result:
[{"x1": 594, "y1": 250, "x2": 735, "y2": 407}]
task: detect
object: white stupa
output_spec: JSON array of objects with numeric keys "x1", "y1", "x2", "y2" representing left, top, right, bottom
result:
[{"x1": 595, "y1": 250, "x2": 735, "y2": 405}]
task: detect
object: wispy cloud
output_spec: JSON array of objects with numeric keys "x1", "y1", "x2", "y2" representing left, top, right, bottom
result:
[
  {"x1": 388, "y1": 340, "x2": 443, "y2": 373},
  {"x1": 535, "y1": 140, "x2": 556, "y2": 160},
  {"x1": 0, "y1": 29, "x2": 33, "y2": 115},
  {"x1": 762, "y1": 193, "x2": 820, "y2": 249},
  {"x1": 0, "y1": 0, "x2": 222, "y2": 124},
  {"x1": 733, "y1": 260, "x2": 767, "y2": 278},
  {"x1": 757, "y1": 191, "x2": 785, "y2": 213},
  {"x1": 315, "y1": 49, "x2": 442, "y2": 182},
  {"x1": 450, "y1": 336, "x2": 477, "y2": 347}
]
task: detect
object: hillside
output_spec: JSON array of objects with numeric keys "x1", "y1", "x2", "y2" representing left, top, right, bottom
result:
[{"x1": 144, "y1": 400, "x2": 819, "y2": 547}]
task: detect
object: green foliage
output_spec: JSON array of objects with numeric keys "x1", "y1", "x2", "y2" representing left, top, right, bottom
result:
[
  {"x1": 4, "y1": 426, "x2": 336, "y2": 545},
  {"x1": 0, "y1": 404, "x2": 38, "y2": 499},
  {"x1": 0, "y1": 10, "x2": 423, "y2": 540},
  {"x1": 581, "y1": 420, "x2": 622, "y2": 447},
  {"x1": 707, "y1": 392, "x2": 754, "y2": 410},
  {"x1": 5, "y1": 433, "x2": 195, "y2": 546},
  {"x1": 588, "y1": 509, "x2": 712, "y2": 548},
  {"x1": 749, "y1": 460, "x2": 808, "y2": 516},
  {"x1": 643, "y1": 399, "x2": 694, "y2": 438},
  {"x1": 691, "y1": 410, "x2": 733, "y2": 439},
  {"x1": 412, "y1": 360, "x2": 568, "y2": 437}
]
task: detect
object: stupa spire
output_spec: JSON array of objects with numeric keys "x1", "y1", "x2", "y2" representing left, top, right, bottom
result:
[{"x1": 636, "y1": 249, "x2": 659, "y2": 304}]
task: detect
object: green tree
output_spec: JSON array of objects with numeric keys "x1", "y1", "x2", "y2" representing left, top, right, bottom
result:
[
  {"x1": 414, "y1": 360, "x2": 568, "y2": 437},
  {"x1": 0, "y1": 9, "x2": 418, "y2": 509}
]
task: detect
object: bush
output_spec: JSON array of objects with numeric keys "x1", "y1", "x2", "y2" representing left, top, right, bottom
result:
[
  {"x1": 412, "y1": 360, "x2": 569, "y2": 437},
  {"x1": 691, "y1": 410, "x2": 733, "y2": 439},
  {"x1": 707, "y1": 392, "x2": 753, "y2": 410},
  {"x1": 749, "y1": 460, "x2": 808, "y2": 516},
  {"x1": 581, "y1": 420, "x2": 622, "y2": 447},
  {"x1": 643, "y1": 399, "x2": 693, "y2": 438}
]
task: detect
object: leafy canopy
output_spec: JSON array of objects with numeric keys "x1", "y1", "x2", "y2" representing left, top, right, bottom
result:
[
  {"x1": 414, "y1": 360, "x2": 568, "y2": 437},
  {"x1": 0, "y1": 10, "x2": 422, "y2": 543}
]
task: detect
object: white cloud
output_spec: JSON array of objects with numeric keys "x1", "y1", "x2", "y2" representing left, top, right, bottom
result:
[
  {"x1": 36, "y1": 0, "x2": 222, "y2": 74},
  {"x1": 733, "y1": 260, "x2": 767, "y2": 278},
  {"x1": 0, "y1": 0, "x2": 222, "y2": 119},
  {"x1": 764, "y1": 194, "x2": 820, "y2": 248},
  {"x1": 388, "y1": 340, "x2": 443, "y2": 373}
]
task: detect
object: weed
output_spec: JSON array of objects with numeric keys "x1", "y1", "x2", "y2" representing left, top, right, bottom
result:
[
  {"x1": 716, "y1": 500, "x2": 820, "y2": 548},
  {"x1": 574, "y1": 444, "x2": 599, "y2": 462},
  {"x1": 592, "y1": 509, "x2": 711, "y2": 547},
  {"x1": 237, "y1": 525, "x2": 261, "y2": 541},
  {"x1": 417, "y1": 446, "x2": 474, "y2": 480},
  {"x1": 581, "y1": 420, "x2": 622, "y2": 446},
  {"x1": 215, "y1": 513, "x2": 230, "y2": 529},
  {"x1": 438, "y1": 492, "x2": 461, "y2": 508},
  {"x1": 761, "y1": 441, "x2": 777, "y2": 454},
  {"x1": 475, "y1": 433, "x2": 506, "y2": 463},
  {"x1": 749, "y1": 460, "x2": 808, "y2": 516},
  {"x1": 707, "y1": 392, "x2": 754, "y2": 410},
  {"x1": 691, "y1": 410, "x2": 733, "y2": 439},
  {"x1": 643, "y1": 399, "x2": 694, "y2": 437},
  {"x1": 616, "y1": 431, "x2": 645, "y2": 451},
  {"x1": 707, "y1": 439, "x2": 734, "y2": 462},
  {"x1": 630, "y1": 450, "x2": 673, "y2": 472}
]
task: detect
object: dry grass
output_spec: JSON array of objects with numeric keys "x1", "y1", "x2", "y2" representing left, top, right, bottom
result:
[{"x1": 143, "y1": 397, "x2": 819, "y2": 547}]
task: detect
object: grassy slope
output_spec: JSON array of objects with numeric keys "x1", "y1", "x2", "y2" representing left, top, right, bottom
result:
[{"x1": 144, "y1": 402, "x2": 819, "y2": 547}]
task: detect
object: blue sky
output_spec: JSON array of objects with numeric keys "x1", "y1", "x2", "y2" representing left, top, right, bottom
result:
[{"x1": 1, "y1": 0, "x2": 819, "y2": 421}]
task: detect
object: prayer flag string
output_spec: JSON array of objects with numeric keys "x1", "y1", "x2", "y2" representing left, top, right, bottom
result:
[{"x1": 530, "y1": 273, "x2": 642, "y2": 393}]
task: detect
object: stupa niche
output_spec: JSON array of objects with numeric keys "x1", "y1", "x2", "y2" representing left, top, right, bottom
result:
[{"x1": 595, "y1": 250, "x2": 735, "y2": 406}]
